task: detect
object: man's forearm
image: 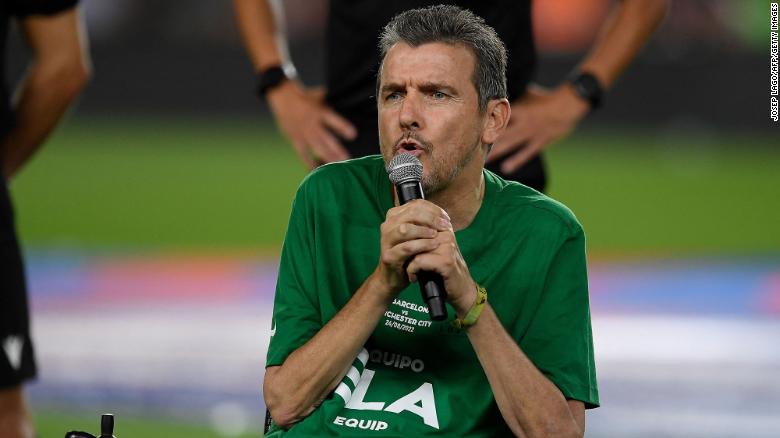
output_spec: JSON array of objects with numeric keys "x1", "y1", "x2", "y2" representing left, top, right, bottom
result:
[
  {"x1": 264, "y1": 271, "x2": 394, "y2": 428},
  {"x1": 577, "y1": 0, "x2": 669, "y2": 87},
  {"x1": 232, "y1": 0, "x2": 292, "y2": 71},
  {"x1": 466, "y1": 305, "x2": 582, "y2": 438},
  {"x1": 3, "y1": 7, "x2": 90, "y2": 180},
  {"x1": 2, "y1": 54, "x2": 89, "y2": 179}
]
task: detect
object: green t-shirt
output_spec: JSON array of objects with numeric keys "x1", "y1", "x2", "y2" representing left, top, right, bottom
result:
[{"x1": 266, "y1": 156, "x2": 598, "y2": 437}]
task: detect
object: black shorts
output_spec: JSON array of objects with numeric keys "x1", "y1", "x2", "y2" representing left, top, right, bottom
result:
[
  {"x1": 339, "y1": 112, "x2": 547, "y2": 193},
  {"x1": 0, "y1": 180, "x2": 37, "y2": 388}
]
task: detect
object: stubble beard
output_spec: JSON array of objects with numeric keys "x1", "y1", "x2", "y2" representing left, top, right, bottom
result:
[
  {"x1": 380, "y1": 131, "x2": 482, "y2": 197},
  {"x1": 422, "y1": 141, "x2": 481, "y2": 196}
]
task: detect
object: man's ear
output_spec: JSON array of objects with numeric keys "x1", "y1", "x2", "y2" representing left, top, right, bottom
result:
[{"x1": 481, "y1": 98, "x2": 511, "y2": 146}]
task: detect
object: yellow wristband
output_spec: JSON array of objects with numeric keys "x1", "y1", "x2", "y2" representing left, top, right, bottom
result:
[{"x1": 451, "y1": 284, "x2": 487, "y2": 329}]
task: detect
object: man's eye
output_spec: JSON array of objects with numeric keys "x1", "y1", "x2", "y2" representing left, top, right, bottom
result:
[
  {"x1": 386, "y1": 92, "x2": 402, "y2": 101},
  {"x1": 431, "y1": 91, "x2": 447, "y2": 99}
]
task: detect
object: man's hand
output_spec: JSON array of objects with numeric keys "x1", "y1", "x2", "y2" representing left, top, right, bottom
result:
[
  {"x1": 377, "y1": 199, "x2": 451, "y2": 294},
  {"x1": 266, "y1": 80, "x2": 356, "y2": 169},
  {"x1": 404, "y1": 221, "x2": 478, "y2": 318},
  {"x1": 378, "y1": 199, "x2": 477, "y2": 316},
  {"x1": 486, "y1": 84, "x2": 589, "y2": 174}
]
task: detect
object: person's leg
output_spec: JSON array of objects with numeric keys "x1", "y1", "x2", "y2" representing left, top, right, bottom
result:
[
  {"x1": 0, "y1": 386, "x2": 34, "y2": 438},
  {"x1": 1, "y1": 182, "x2": 37, "y2": 438}
]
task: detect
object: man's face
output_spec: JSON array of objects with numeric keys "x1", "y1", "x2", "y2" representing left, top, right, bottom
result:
[{"x1": 378, "y1": 42, "x2": 485, "y2": 195}]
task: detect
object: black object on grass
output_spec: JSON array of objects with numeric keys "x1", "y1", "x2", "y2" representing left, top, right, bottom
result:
[{"x1": 64, "y1": 413, "x2": 116, "y2": 438}]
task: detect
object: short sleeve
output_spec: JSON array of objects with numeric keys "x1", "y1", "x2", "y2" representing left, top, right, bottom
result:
[
  {"x1": 7, "y1": 0, "x2": 78, "y2": 17},
  {"x1": 520, "y1": 226, "x2": 599, "y2": 408},
  {"x1": 265, "y1": 180, "x2": 322, "y2": 367}
]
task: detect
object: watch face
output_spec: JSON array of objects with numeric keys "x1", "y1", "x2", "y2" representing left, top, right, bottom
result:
[
  {"x1": 570, "y1": 73, "x2": 603, "y2": 109},
  {"x1": 257, "y1": 66, "x2": 288, "y2": 96}
]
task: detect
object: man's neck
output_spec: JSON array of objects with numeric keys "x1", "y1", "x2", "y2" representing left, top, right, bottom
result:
[
  {"x1": 429, "y1": 171, "x2": 485, "y2": 231},
  {"x1": 392, "y1": 169, "x2": 486, "y2": 232}
]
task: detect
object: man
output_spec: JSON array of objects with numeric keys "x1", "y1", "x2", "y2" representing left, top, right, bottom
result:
[
  {"x1": 233, "y1": 0, "x2": 668, "y2": 192},
  {"x1": 1, "y1": 1, "x2": 90, "y2": 436},
  {"x1": 263, "y1": 6, "x2": 597, "y2": 436}
]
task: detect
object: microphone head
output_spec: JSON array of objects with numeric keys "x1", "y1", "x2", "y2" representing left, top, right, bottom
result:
[{"x1": 387, "y1": 154, "x2": 423, "y2": 185}]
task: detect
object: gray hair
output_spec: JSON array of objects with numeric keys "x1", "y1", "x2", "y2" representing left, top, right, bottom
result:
[{"x1": 377, "y1": 5, "x2": 508, "y2": 112}]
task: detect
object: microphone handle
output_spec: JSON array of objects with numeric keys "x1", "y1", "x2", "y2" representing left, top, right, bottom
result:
[
  {"x1": 416, "y1": 271, "x2": 448, "y2": 321},
  {"x1": 395, "y1": 181, "x2": 448, "y2": 321}
]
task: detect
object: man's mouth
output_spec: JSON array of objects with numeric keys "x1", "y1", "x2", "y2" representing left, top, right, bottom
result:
[{"x1": 395, "y1": 139, "x2": 425, "y2": 156}]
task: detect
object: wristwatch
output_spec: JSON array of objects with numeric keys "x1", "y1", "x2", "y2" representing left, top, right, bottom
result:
[
  {"x1": 255, "y1": 65, "x2": 293, "y2": 98},
  {"x1": 567, "y1": 71, "x2": 604, "y2": 110}
]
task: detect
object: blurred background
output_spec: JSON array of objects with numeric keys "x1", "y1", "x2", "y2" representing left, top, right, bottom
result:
[{"x1": 5, "y1": 0, "x2": 779, "y2": 436}]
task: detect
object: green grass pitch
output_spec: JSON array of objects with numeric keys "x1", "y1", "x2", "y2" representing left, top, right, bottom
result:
[{"x1": 11, "y1": 117, "x2": 780, "y2": 255}]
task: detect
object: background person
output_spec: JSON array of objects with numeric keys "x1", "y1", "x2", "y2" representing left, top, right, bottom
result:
[
  {"x1": 0, "y1": 1, "x2": 90, "y2": 436},
  {"x1": 233, "y1": 0, "x2": 668, "y2": 192}
]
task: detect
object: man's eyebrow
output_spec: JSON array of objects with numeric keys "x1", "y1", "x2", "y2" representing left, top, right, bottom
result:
[
  {"x1": 379, "y1": 83, "x2": 405, "y2": 94},
  {"x1": 380, "y1": 82, "x2": 458, "y2": 95},
  {"x1": 418, "y1": 82, "x2": 458, "y2": 95}
]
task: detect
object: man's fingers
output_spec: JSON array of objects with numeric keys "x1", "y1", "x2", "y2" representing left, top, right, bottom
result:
[
  {"x1": 487, "y1": 125, "x2": 531, "y2": 163},
  {"x1": 291, "y1": 139, "x2": 317, "y2": 170},
  {"x1": 387, "y1": 202, "x2": 451, "y2": 232},
  {"x1": 500, "y1": 139, "x2": 546, "y2": 174},
  {"x1": 386, "y1": 198, "x2": 449, "y2": 220},
  {"x1": 312, "y1": 127, "x2": 350, "y2": 162},
  {"x1": 384, "y1": 238, "x2": 439, "y2": 268},
  {"x1": 300, "y1": 128, "x2": 340, "y2": 164},
  {"x1": 405, "y1": 252, "x2": 442, "y2": 281},
  {"x1": 322, "y1": 109, "x2": 357, "y2": 141},
  {"x1": 386, "y1": 223, "x2": 438, "y2": 247},
  {"x1": 486, "y1": 139, "x2": 511, "y2": 163},
  {"x1": 295, "y1": 110, "x2": 353, "y2": 164}
]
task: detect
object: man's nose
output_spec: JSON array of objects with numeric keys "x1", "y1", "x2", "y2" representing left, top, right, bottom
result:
[{"x1": 399, "y1": 93, "x2": 421, "y2": 130}]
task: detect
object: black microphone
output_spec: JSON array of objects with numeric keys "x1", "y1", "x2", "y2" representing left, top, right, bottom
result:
[{"x1": 387, "y1": 154, "x2": 448, "y2": 321}]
